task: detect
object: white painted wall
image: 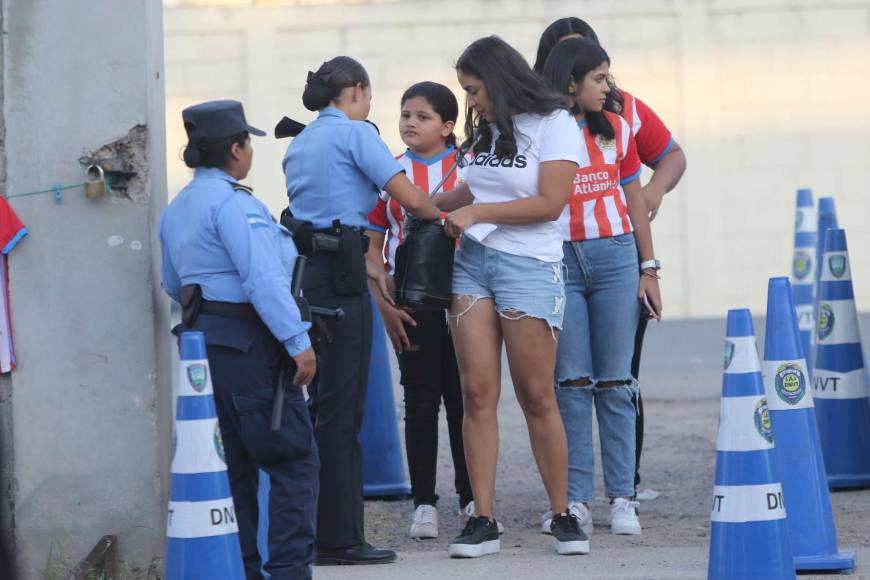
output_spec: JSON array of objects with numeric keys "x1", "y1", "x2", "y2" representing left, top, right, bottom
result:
[
  {"x1": 164, "y1": 0, "x2": 870, "y2": 318},
  {"x1": 2, "y1": 0, "x2": 170, "y2": 577}
]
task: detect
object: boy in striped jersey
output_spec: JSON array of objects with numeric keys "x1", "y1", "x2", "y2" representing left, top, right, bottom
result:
[{"x1": 366, "y1": 82, "x2": 474, "y2": 540}]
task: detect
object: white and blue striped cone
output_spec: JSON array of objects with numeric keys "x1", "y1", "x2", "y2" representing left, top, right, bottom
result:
[
  {"x1": 811, "y1": 197, "x2": 838, "y2": 376},
  {"x1": 762, "y1": 278, "x2": 855, "y2": 573},
  {"x1": 708, "y1": 309, "x2": 794, "y2": 580},
  {"x1": 165, "y1": 331, "x2": 245, "y2": 580},
  {"x1": 790, "y1": 188, "x2": 816, "y2": 366},
  {"x1": 813, "y1": 228, "x2": 870, "y2": 489}
]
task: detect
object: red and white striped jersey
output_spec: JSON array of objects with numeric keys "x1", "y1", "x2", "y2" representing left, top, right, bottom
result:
[
  {"x1": 368, "y1": 147, "x2": 459, "y2": 272},
  {"x1": 618, "y1": 90, "x2": 674, "y2": 167},
  {"x1": 558, "y1": 110, "x2": 642, "y2": 242}
]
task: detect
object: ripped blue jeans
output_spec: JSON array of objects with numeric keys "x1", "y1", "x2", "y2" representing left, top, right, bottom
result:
[
  {"x1": 450, "y1": 236, "x2": 565, "y2": 330},
  {"x1": 556, "y1": 234, "x2": 640, "y2": 501}
]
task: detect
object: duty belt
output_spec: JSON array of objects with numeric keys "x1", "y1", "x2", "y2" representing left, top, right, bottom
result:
[{"x1": 200, "y1": 299, "x2": 259, "y2": 320}]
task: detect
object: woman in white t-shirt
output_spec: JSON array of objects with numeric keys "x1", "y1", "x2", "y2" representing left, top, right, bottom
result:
[{"x1": 433, "y1": 35, "x2": 588, "y2": 559}]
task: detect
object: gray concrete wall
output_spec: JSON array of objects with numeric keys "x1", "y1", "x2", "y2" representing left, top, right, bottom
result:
[
  {"x1": 164, "y1": 0, "x2": 870, "y2": 318},
  {"x1": 2, "y1": 1, "x2": 171, "y2": 577}
]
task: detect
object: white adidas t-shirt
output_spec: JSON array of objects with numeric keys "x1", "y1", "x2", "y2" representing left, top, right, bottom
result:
[{"x1": 463, "y1": 109, "x2": 582, "y2": 262}]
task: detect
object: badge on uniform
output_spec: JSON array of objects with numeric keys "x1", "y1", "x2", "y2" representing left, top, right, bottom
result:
[{"x1": 247, "y1": 214, "x2": 269, "y2": 230}]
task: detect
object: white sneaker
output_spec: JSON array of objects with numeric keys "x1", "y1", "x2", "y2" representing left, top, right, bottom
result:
[
  {"x1": 609, "y1": 498, "x2": 641, "y2": 535},
  {"x1": 410, "y1": 504, "x2": 438, "y2": 539},
  {"x1": 460, "y1": 501, "x2": 504, "y2": 534},
  {"x1": 541, "y1": 502, "x2": 592, "y2": 536}
]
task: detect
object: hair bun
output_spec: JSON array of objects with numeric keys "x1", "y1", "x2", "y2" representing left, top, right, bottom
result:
[
  {"x1": 182, "y1": 143, "x2": 203, "y2": 168},
  {"x1": 302, "y1": 71, "x2": 335, "y2": 111}
]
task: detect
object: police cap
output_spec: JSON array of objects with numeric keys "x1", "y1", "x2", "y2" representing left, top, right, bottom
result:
[{"x1": 182, "y1": 99, "x2": 266, "y2": 139}]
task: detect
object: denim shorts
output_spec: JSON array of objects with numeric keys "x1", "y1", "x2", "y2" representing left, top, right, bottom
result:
[{"x1": 451, "y1": 236, "x2": 566, "y2": 329}]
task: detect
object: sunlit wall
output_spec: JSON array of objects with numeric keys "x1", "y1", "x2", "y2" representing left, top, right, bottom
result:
[{"x1": 163, "y1": 0, "x2": 870, "y2": 318}]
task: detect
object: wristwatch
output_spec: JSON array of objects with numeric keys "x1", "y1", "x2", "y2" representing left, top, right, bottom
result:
[{"x1": 640, "y1": 259, "x2": 661, "y2": 272}]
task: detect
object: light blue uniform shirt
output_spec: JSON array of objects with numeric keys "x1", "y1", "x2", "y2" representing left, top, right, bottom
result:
[
  {"x1": 159, "y1": 167, "x2": 311, "y2": 356},
  {"x1": 282, "y1": 107, "x2": 403, "y2": 229}
]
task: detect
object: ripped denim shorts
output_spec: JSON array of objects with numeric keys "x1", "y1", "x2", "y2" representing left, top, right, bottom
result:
[{"x1": 450, "y1": 235, "x2": 566, "y2": 329}]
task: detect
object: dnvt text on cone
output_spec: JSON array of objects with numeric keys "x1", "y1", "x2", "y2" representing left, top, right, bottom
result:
[
  {"x1": 166, "y1": 331, "x2": 245, "y2": 580},
  {"x1": 708, "y1": 309, "x2": 794, "y2": 580},
  {"x1": 813, "y1": 228, "x2": 870, "y2": 489}
]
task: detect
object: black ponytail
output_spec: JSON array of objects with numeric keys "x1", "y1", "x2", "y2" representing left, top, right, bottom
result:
[
  {"x1": 302, "y1": 56, "x2": 370, "y2": 112},
  {"x1": 542, "y1": 37, "x2": 615, "y2": 141},
  {"x1": 401, "y1": 81, "x2": 459, "y2": 148},
  {"x1": 182, "y1": 132, "x2": 248, "y2": 169}
]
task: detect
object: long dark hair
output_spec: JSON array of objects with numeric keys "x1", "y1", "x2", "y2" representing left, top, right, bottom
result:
[
  {"x1": 533, "y1": 17, "x2": 624, "y2": 114},
  {"x1": 543, "y1": 37, "x2": 614, "y2": 140},
  {"x1": 302, "y1": 56, "x2": 370, "y2": 111},
  {"x1": 455, "y1": 36, "x2": 567, "y2": 158},
  {"x1": 182, "y1": 132, "x2": 248, "y2": 169},
  {"x1": 401, "y1": 82, "x2": 459, "y2": 148}
]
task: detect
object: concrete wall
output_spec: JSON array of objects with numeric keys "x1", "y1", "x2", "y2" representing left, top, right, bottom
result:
[
  {"x1": 1, "y1": 1, "x2": 171, "y2": 577},
  {"x1": 164, "y1": 0, "x2": 870, "y2": 318}
]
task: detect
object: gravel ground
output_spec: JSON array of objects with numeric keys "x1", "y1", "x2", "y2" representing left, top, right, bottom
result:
[{"x1": 316, "y1": 316, "x2": 870, "y2": 579}]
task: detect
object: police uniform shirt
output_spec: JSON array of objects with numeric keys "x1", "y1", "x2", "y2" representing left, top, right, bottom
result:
[
  {"x1": 282, "y1": 107, "x2": 403, "y2": 230},
  {"x1": 160, "y1": 167, "x2": 311, "y2": 356}
]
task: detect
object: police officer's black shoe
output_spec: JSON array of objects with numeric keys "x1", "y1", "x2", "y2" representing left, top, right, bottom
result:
[{"x1": 314, "y1": 542, "x2": 397, "y2": 565}]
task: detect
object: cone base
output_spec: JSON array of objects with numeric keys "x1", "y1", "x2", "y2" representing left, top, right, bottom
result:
[
  {"x1": 708, "y1": 520, "x2": 794, "y2": 580},
  {"x1": 363, "y1": 482, "x2": 412, "y2": 499},
  {"x1": 166, "y1": 535, "x2": 246, "y2": 580},
  {"x1": 828, "y1": 474, "x2": 870, "y2": 490},
  {"x1": 794, "y1": 549, "x2": 856, "y2": 572}
]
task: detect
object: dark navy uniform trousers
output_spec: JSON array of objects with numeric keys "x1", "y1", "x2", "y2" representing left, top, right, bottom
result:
[
  {"x1": 181, "y1": 313, "x2": 318, "y2": 580},
  {"x1": 303, "y1": 253, "x2": 372, "y2": 549}
]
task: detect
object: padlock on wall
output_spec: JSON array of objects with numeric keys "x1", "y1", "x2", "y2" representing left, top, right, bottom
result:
[{"x1": 84, "y1": 164, "x2": 106, "y2": 199}]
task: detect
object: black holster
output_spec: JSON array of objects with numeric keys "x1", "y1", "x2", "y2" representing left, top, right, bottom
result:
[
  {"x1": 179, "y1": 284, "x2": 203, "y2": 327},
  {"x1": 280, "y1": 208, "x2": 315, "y2": 257},
  {"x1": 331, "y1": 221, "x2": 368, "y2": 296}
]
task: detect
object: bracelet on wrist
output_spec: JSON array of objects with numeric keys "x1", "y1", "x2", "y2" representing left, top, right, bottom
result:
[{"x1": 642, "y1": 269, "x2": 660, "y2": 280}]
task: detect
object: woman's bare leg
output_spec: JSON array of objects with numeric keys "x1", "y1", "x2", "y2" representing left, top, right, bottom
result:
[
  {"x1": 500, "y1": 316, "x2": 568, "y2": 515},
  {"x1": 448, "y1": 297, "x2": 502, "y2": 518}
]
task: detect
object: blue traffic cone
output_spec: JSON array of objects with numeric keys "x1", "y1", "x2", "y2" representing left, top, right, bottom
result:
[
  {"x1": 256, "y1": 471, "x2": 270, "y2": 574},
  {"x1": 813, "y1": 229, "x2": 870, "y2": 489},
  {"x1": 360, "y1": 295, "x2": 411, "y2": 497},
  {"x1": 708, "y1": 309, "x2": 794, "y2": 580},
  {"x1": 811, "y1": 198, "x2": 838, "y2": 375},
  {"x1": 166, "y1": 332, "x2": 245, "y2": 580},
  {"x1": 762, "y1": 278, "x2": 855, "y2": 572},
  {"x1": 790, "y1": 189, "x2": 816, "y2": 365}
]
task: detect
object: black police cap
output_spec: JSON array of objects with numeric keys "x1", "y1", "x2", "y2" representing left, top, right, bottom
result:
[{"x1": 182, "y1": 100, "x2": 266, "y2": 139}]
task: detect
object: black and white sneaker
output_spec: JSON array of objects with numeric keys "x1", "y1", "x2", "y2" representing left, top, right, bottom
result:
[
  {"x1": 447, "y1": 515, "x2": 500, "y2": 558},
  {"x1": 550, "y1": 512, "x2": 590, "y2": 555}
]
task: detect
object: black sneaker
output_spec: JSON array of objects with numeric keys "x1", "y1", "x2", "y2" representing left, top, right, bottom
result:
[
  {"x1": 447, "y1": 515, "x2": 500, "y2": 558},
  {"x1": 550, "y1": 512, "x2": 590, "y2": 555}
]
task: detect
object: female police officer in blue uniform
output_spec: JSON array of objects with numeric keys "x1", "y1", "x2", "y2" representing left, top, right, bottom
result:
[
  {"x1": 161, "y1": 100, "x2": 318, "y2": 580},
  {"x1": 283, "y1": 56, "x2": 440, "y2": 565}
]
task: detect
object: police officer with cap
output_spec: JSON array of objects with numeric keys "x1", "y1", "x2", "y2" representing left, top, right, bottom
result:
[{"x1": 160, "y1": 99, "x2": 318, "y2": 580}]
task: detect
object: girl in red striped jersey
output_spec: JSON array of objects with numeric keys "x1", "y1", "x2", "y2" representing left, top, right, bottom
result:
[
  {"x1": 541, "y1": 37, "x2": 662, "y2": 541},
  {"x1": 535, "y1": 16, "x2": 687, "y2": 499},
  {"x1": 365, "y1": 82, "x2": 475, "y2": 540}
]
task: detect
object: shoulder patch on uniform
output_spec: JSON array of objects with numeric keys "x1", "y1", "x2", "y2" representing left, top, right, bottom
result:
[
  {"x1": 232, "y1": 183, "x2": 254, "y2": 195},
  {"x1": 246, "y1": 213, "x2": 269, "y2": 229}
]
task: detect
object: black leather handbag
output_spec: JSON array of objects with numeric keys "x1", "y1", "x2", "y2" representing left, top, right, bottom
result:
[{"x1": 394, "y1": 219, "x2": 455, "y2": 311}]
